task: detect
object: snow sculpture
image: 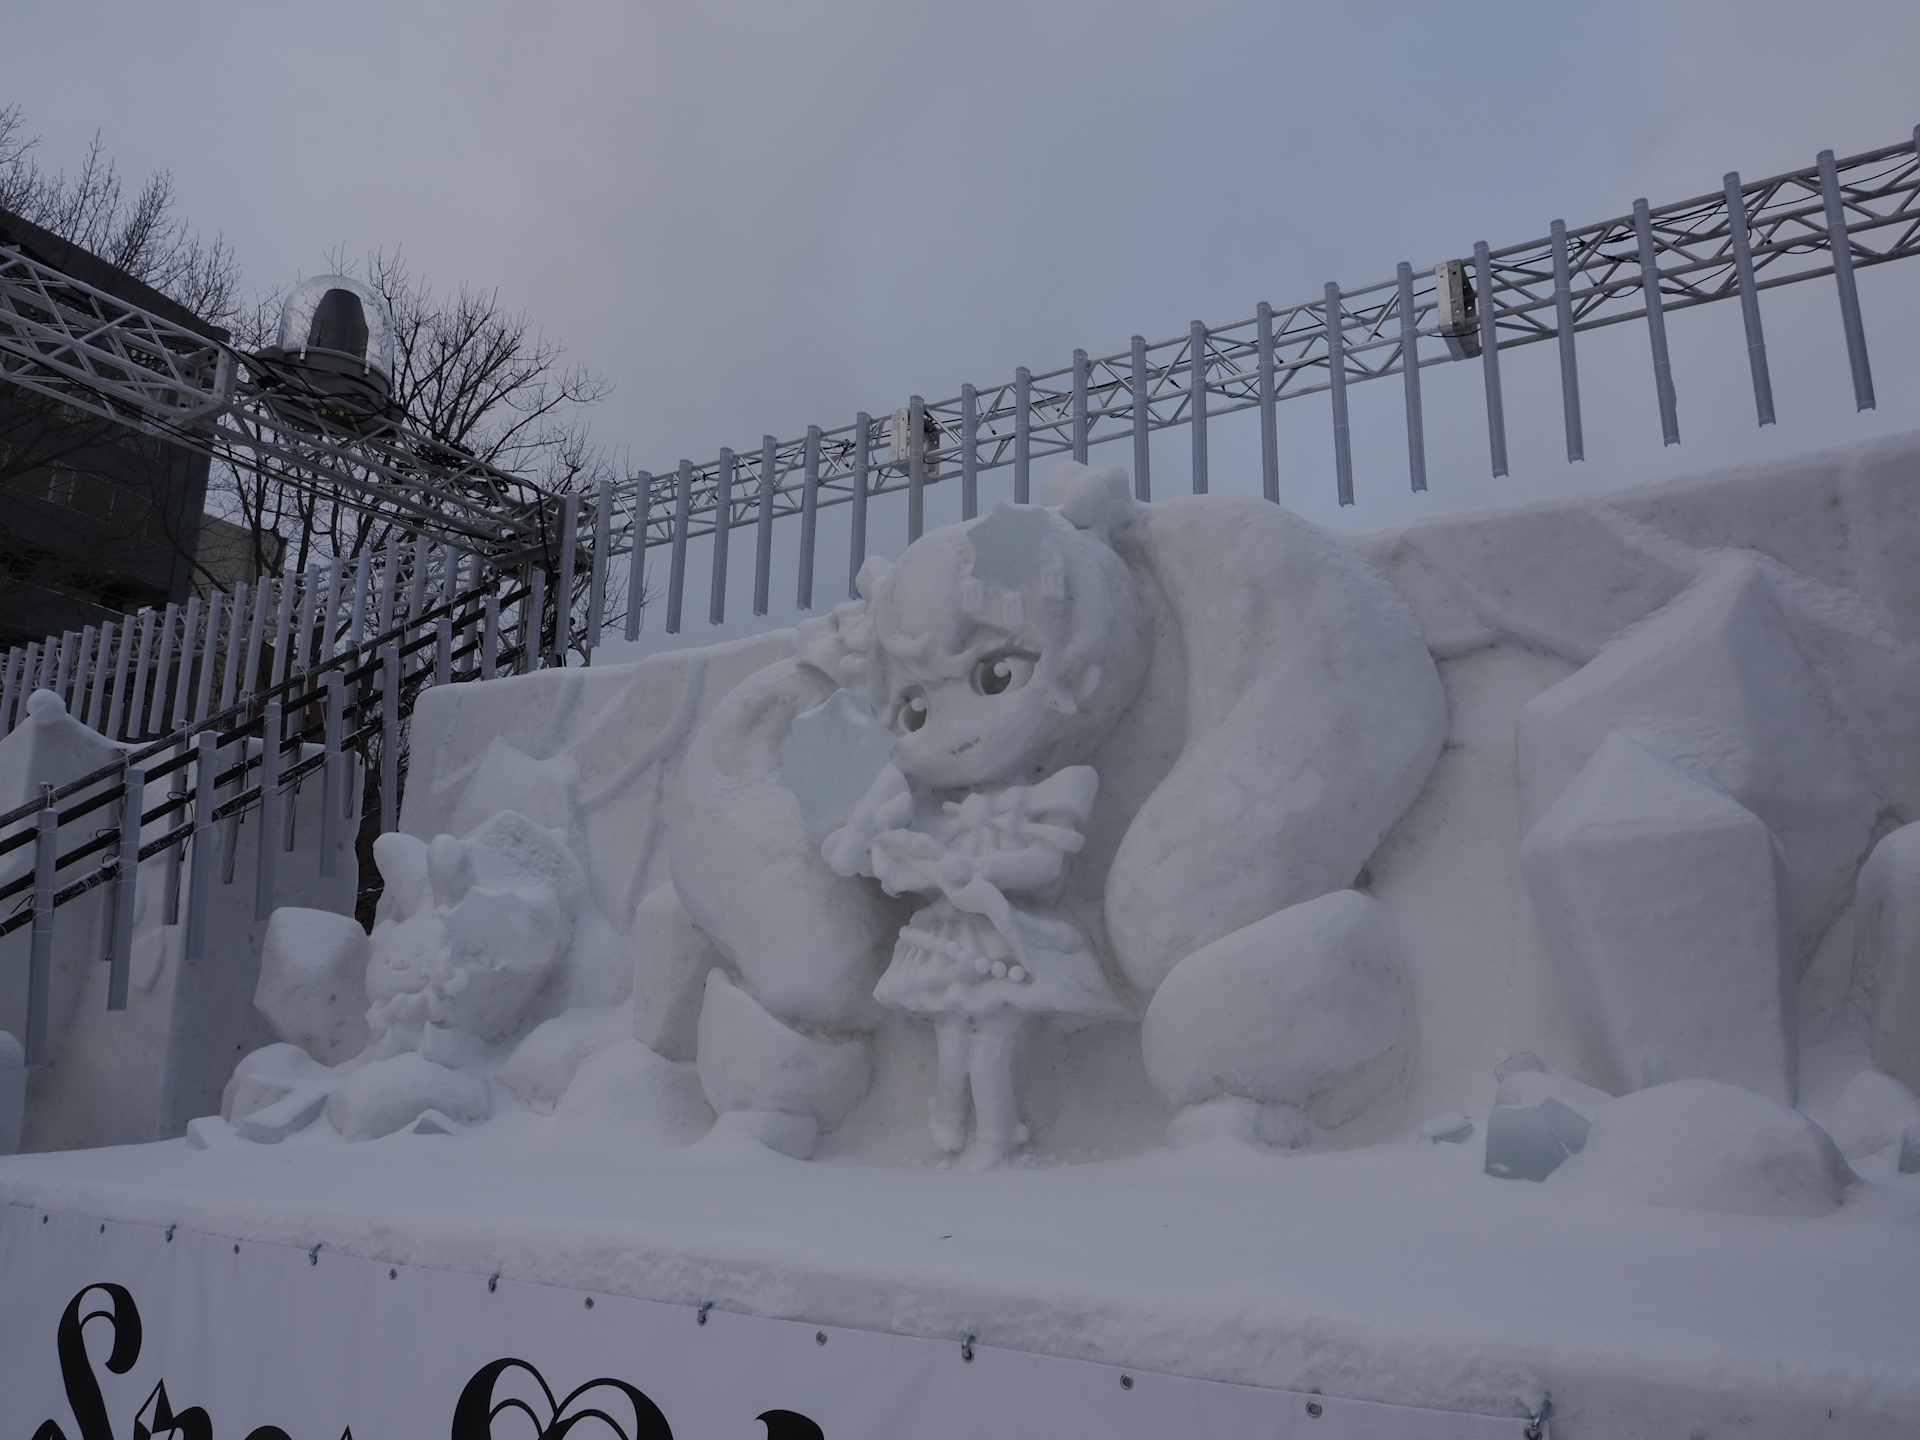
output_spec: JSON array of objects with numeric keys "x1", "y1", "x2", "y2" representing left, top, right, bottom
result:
[
  {"x1": 1855, "y1": 822, "x2": 1920, "y2": 1093},
  {"x1": 226, "y1": 798, "x2": 595, "y2": 1143},
  {"x1": 1518, "y1": 553, "x2": 1902, "y2": 1103},
  {"x1": 1141, "y1": 890, "x2": 1412, "y2": 1148},
  {"x1": 826, "y1": 763, "x2": 1125, "y2": 1164},
  {"x1": 360, "y1": 812, "x2": 581, "y2": 1069},
  {"x1": 1522, "y1": 731, "x2": 1800, "y2": 1101},
  {"x1": 256, "y1": 909, "x2": 371, "y2": 1065},
  {"x1": 629, "y1": 885, "x2": 724, "y2": 1062},
  {"x1": 809, "y1": 490, "x2": 1148, "y2": 1165},
  {"x1": 656, "y1": 461, "x2": 1445, "y2": 1162},
  {"x1": 694, "y1": 970, "x2": 870, "y2": 1158}
]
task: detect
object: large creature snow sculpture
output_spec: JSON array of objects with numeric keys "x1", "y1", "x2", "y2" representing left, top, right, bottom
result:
[{"x1": 667, "y1": 462, "x2": 1447, "y2": 1162}]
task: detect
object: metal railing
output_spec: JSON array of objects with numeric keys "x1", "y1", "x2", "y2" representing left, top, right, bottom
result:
[
  {"x1": 0, "y1": 552, "x2": 545, "y2": 1065},
  {"x1": 627, "y1": 133, "x2": 1920, "y2": 627}
]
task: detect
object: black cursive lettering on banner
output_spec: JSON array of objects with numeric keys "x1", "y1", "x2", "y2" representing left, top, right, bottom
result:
[
  {"x1": 30, "y1": 1280, "x2": 826, "y2": 1439},
  {"x1": 451, "y1": 1358, "x2": 675, "y2": 1440}
]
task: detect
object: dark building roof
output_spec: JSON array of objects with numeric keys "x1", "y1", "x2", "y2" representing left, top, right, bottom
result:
[
  {"x1": 0, "y1": 202, "x2": 228, "y2": 342},
  {"x1": 0, "y1": 203, "x2": 227, "y2": 646}
]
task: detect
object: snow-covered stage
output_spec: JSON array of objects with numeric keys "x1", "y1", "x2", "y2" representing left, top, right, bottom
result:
[{"x1": 7, "y1": 434, "x2": 1920, "y2": 1438}]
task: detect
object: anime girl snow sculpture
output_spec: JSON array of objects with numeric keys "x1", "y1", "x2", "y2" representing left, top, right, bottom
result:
[
  {"x1": 807, "y1": 487, "x2": 1147, "y2": 1163},
  {"x1": 668, "y1": 460, "x2": 1444, "y2": 1162}
]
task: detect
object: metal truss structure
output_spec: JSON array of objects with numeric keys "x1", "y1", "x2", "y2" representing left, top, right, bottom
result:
[
  {"x1": 3, "y1": 131, "x2": 1917, "y2": 640},
  {"x1": 0, "y1": 248, "x2": 563, "y2": 560},
  {"x1": 633, "y1": 130, "x2": 1920, "y2": 630}
]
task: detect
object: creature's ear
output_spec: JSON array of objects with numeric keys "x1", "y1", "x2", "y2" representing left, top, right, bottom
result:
[
  {"x1": 855, "y1": 554, "x2": 893, "y2": 599},
  {"x1": 1041, "y1": 462, "x2": 1134, "y2": 540}
]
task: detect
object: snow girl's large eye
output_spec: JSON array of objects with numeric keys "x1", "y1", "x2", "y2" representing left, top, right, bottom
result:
[
  {"x1": 972, "y1": 652, "x2": 1036, "y2": 696},
  {"x1": 896, "y1": 692, "x2": 930, "y2": 732}
]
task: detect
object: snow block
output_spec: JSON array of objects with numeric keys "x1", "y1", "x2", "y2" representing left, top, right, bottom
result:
[
  {"x1": 1855, "y1": 822, "x2": 1920, "y2": 1095},
  {"x1": 0, "y1": 1030, "x2": 22, "y2": 1156},
  {"x1": 1828, "y1": 1070, "x2": 1920, "y2": 1160},
  {"x1": 256, "y1": 909, "x2": 372, "y2": 1066},
  {"x1": 1521, "y1": 730, "x2": 1797, "y2": 1101},
  {"x1": 1141, "y1": 890, "x2": 1412, "y2": 1130},
  {"x1": 694, "y1": 970, "x2": 870, "y2": 1132},
  {"x1": 1107, "y1": 497, "x2": 1446, "y2": 994},
  {"x1": 184, "y1": 1116, "x2": 239, "y2": 1150},
  {"x1": 221, "y1": 1043, "x2": 332, "y2": 1125},
  {"x1": 630, "y1": 885, "x2": 723, "y2": 1062},
  {"x1": 1519, "y1": 554, "x2": 1879, "y2": 967},
  {"x1": 326, "y1": 1053, "x2": 491, "y2": 1142},
  {"x1": 1560, "y1": 1079, "x2": 1853, "y2": 1216},
  {"x1": 0, "y1": 692, "x2": 123, "y2": 1070},
  {"x1": 232, "y1": 1086, "x2": 328, "y2": 1145}
]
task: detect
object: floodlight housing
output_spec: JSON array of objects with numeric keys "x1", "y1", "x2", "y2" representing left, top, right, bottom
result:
[{"x1": 252, "y1": 274, "x2": 397, "y2": 434}]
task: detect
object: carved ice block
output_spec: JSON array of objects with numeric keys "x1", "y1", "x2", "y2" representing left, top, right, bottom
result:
[{"x1": 1522, "y1": 731, "x2": 1796, "y2": 1102}]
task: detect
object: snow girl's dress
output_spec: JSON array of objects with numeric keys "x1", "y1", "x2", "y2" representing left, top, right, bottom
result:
[{"x1": 863, "y1": 766, "x2": 1125, "y2": 1023}]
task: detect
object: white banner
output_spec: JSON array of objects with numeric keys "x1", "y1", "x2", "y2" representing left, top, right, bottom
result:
[{"x1": 1, "y1": 1204, "x2": 1537, "y2": 1440}]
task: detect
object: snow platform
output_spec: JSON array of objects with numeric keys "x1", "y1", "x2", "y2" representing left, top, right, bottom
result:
[{"x1": 2, "y1": 1116, "x2": 1917, "y2": 1438}]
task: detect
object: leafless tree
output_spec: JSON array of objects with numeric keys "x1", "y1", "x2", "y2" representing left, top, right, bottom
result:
[
  {"x1": 212, "y1": 248, "x2": 617, "y2": 580},
  {"x1": 0, "y1": 102, "x2": 239, "y2": 326}
]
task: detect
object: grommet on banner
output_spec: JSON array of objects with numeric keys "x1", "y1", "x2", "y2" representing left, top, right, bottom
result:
[
  {"x1": 99, "y1": 1223, "x2": 105, "y2": 1233},
  {"x1": 1524, "y1": 1394, "x2": 1552, "y2": 1440},
  {"x1": 1306, "y1": 1400, "x2": 1323, "y2": 1418},
  {"x1": 1120, "y1": 1375, "x2": 1134, "y2": 1391},
  {"x1": 308, "y1": 1243, "x2": 321, "y2": 1266},
  {"x1": 389, "y1": 1269, "x2": 397, "y2": 1280},
  {"x1": 585, "y1": 1297, "x2": 595, "y2": 1309},
  {"x1": 815, "y1": 1331, "x2": 826, "y2": 1346},
  {"x1": 488, "y1": 1272, "x2": 500, "y2": 1293},
  {"x1": 165, "y1": 1225, "x2": 174, "y2": 1241},
  {"x1": 961, "y1": 1333, "x2": 975, "y2": 1363},
  {"x1": 696, "y1": 1300, "x2": 712, "y2": 1326},
  {"x1": 233, "y1": 1244, "x2": 240, "y2": 1254}
]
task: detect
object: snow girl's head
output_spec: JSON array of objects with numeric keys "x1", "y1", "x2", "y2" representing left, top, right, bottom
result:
[{"x1": 861, "y1": 464, "x2": 1149, "y2": 791}]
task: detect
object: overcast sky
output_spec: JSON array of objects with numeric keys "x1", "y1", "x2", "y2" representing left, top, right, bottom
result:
[{"x1": 5, "y1": 1, "x2": 1919, "y2": 652}]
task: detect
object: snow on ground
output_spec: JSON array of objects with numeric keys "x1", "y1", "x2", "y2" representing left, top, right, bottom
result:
[{"x1": 3, "y1": 1110, "x2": 1918, "y2": 1437}]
